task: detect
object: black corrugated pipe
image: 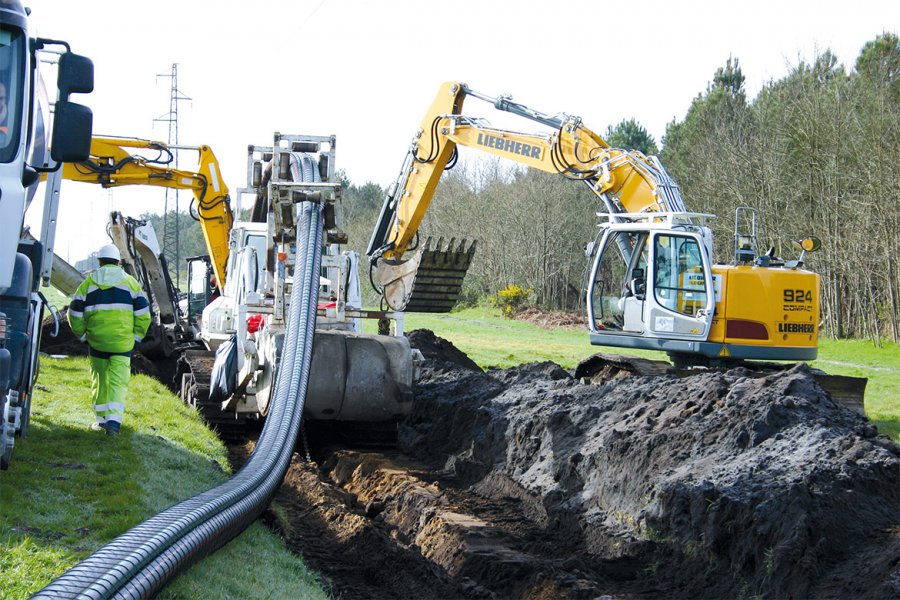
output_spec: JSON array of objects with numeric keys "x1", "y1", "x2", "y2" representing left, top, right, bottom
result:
[{"x1": 34, "y1": 201, "x2": 324, "y2": 600}]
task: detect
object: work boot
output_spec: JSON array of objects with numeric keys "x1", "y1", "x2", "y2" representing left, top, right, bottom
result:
[
  {"x1": 90, "y1": 422, "x2": 106, "y2": 433},
  {"x1": 105, "y1": 422, "x2": 121, "y2": 436}
]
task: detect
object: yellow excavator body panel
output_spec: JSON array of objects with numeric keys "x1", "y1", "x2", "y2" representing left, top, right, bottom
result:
[{"x1": 708, "y1": 265, "x2": 819, "y2": 352}]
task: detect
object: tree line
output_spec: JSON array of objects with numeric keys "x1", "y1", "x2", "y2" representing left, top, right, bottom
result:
[
  {"x1": 145, "y1": 33, "x2": 898, "y2": 343},
  {"x1": 661, "y1": 34, "x2": 898, "y2": 343}
]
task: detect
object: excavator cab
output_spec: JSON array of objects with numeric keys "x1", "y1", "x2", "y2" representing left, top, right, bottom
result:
[
  {"x1": 586, "y1": 213, "x2": 716, "y2": 354},
  {"x1": 186, "y1": 255, "x2": 214, "y2": 327}
]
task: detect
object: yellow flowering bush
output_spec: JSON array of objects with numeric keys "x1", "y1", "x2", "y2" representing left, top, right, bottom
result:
[{"x1": 491, "y1": 284, "x2": 532, "y2": 318}]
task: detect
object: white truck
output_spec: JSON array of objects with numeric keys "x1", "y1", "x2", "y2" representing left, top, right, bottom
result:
[{"x1": 0, "y1": 0, "x2": 93, "y2": 469}]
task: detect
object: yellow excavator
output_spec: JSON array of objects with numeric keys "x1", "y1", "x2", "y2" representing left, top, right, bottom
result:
[
  {"x1": 60, "y1": 136, "x2": 232, "y2": 359},
  {"x1": 367, "y1": 81, "x2": 825, "y2": 368}
]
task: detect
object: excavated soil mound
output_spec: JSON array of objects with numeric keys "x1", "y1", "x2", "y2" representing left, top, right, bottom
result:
[
  {"x1": 401, "y1": 330, "x2": 900, "y2": 599},
  {"x1": 39, "y1": 307, "x2": 88, "y2": 357},
  {"x1": 407, "y1": 328, "x2": 482, "y2": 372}
]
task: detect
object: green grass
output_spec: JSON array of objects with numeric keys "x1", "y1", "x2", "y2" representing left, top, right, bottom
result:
[
  {"x1": 810, "y1": 337, "x2": 900, "y2": 441},
  {"x1": 0, "y1": 356, "x2": 327, "y2": 600},
  {"x1": 400, "y1": 306, "x2": 900, "y2": 441},
  {"x1": 397, "y1": 305, "x2": 663, "y2": 369}
]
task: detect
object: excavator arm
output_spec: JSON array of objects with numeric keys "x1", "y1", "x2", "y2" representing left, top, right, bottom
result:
[
  {"x1": 367, "y1": 81, "x2": 685, "y2": 311},
  {"x1": 61, "y1": 136, "x2": 233, "y2": 292}
]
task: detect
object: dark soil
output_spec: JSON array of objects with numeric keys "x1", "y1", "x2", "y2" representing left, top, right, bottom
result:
[
  {"x1": 233, "y1": 329, "x2": 898, "y2": 600},
  {"x1": 400, "y1": 331, "x2": 900, "y2": 599}
]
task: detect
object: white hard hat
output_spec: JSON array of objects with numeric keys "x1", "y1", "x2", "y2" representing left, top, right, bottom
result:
[{"x1": 98, "y1": 244, "x2": 121, "y2": 261}]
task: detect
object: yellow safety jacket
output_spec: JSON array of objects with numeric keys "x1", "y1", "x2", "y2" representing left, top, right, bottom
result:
[{"x1": 68, "y1": 265, "x2": 151, "y2": 354}]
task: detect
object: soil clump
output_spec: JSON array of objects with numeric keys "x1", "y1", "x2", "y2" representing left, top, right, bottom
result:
[{"x1": 401, "y1": 330, "x2": 899, "y2": 599}]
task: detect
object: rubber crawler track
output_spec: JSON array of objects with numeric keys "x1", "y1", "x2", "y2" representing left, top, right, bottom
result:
[{"x1": 33, "y1": 203, "x2": 324, "y2": 599}]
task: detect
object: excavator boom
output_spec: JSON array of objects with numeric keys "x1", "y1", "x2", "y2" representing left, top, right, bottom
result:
[
  {"x1": 368, "y1": 81, "x2": 686, "y2": 312},
  {"x1": 62, "y1": 137, "x2": 233, "y2": 292}
]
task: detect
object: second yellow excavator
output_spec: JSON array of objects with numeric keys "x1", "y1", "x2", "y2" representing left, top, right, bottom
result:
[
  {"x1": 367, "y1": 82, "x2": 824, "y2": 367},
  {"x1": 62, "y1": 136, "x2": 233, "y2": 294}
]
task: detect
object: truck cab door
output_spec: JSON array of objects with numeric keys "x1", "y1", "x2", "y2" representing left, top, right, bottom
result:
[{"x1": 643, "y1": 230, "x2": 714, "y2": 341}]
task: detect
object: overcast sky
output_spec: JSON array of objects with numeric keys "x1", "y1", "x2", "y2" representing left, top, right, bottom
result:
[{"x1": 22, "y1": 0, "x2": 899, "y2": 264}]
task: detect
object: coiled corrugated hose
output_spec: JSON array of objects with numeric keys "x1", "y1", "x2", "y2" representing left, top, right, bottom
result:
[
  {"x1": 291, "y1": 153, "x2": 319, "y2": 184},
  {"x1": 34, "y1": 202, "x2": 324, "y2": 599}
]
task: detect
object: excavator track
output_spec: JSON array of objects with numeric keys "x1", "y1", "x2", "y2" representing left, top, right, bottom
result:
[{"x1": 176, "y1": 350, "x2": 251, "y2": 441}]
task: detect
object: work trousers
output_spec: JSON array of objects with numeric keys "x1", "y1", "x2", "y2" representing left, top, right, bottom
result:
[{"x1": 89, "y1": 354, "x2": 131, "y2": 426}]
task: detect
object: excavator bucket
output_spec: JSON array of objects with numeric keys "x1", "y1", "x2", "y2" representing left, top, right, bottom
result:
[{"x1": 379, "y1": 237, "x2": 476, "y2": 313}]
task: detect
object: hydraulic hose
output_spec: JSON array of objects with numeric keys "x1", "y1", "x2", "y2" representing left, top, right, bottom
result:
[{"x1": 34, "y1": 202, "x2": 324, "y2": 600}]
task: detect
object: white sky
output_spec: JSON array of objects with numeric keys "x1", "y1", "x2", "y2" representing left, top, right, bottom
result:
[{"x1": 22, "y1": 0, "x2": 899, "y2": 264}]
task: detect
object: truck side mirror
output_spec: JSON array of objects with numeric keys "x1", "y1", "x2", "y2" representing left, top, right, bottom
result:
[
  {"x1": 49, "y1": 52, "x2": 94, "y2": 163},
  {"x1": 50, "y1": 100, "x2": 92, "y2": 162},
  {"x1": 57, "y1": 52, "x2": 94, "y2": 99}
]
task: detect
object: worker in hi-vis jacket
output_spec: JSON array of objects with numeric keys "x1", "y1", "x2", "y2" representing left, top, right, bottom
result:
[{"x1": 68, "y1": 244, "x2": 151, "y2": 435}]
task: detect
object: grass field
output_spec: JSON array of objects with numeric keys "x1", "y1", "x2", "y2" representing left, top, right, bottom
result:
[{"x1": 0, "y1": 357, "x2": 328, "y2": 600}]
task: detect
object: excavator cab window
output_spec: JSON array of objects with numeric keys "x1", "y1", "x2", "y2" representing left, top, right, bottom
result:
[
  {"x1": 588, "y1": 230, "x2": 647, "y2": 332},
  {"x1": 652, "y1": 234, "x2": 707, "y2": 317},
  {"x1": 0, "y1": 26, "x2": 24, "y2": 162},
  {"x1": 187, "y1": 256, "x2": 212, "y2": 324}
]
